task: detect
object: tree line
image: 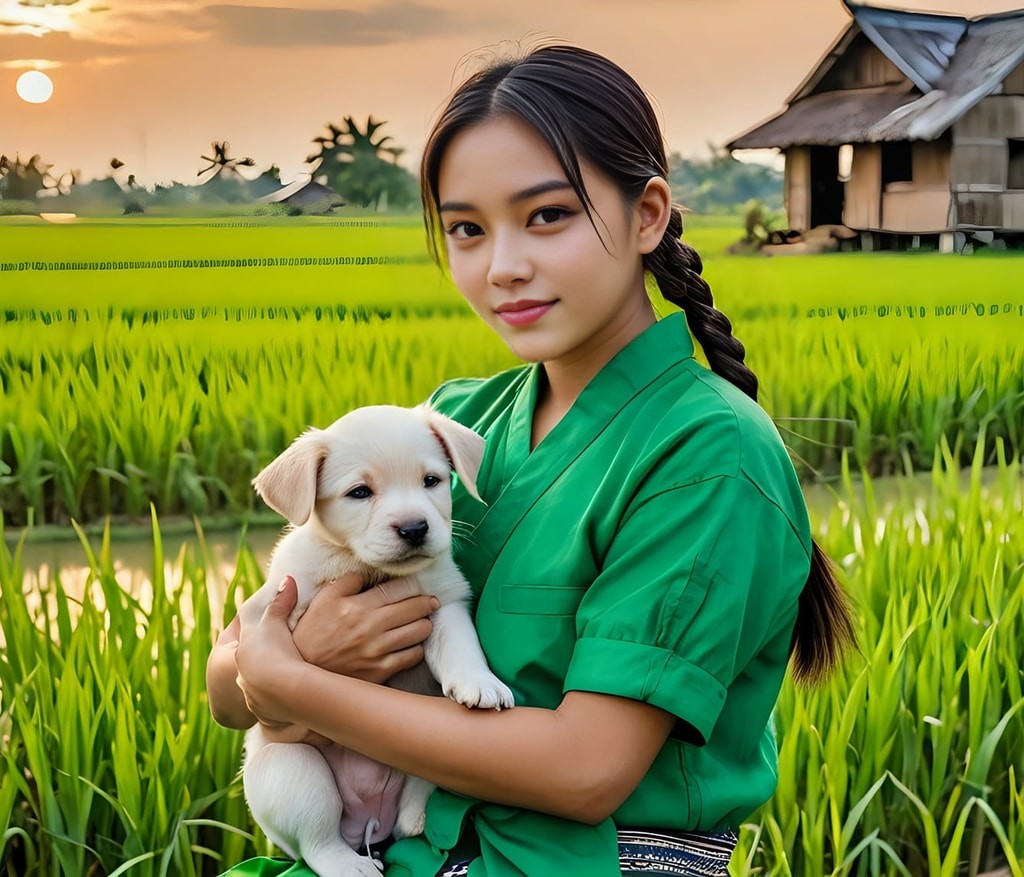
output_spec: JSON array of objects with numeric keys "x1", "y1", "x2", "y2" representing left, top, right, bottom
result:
[
  {"x1": 0, "y1": 116, "x2": 420, "y2": 215},
  {"x1": 1, "y1": 119, "x2": 781, "y2": 216}
]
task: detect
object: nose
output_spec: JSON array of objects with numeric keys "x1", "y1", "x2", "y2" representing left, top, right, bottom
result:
[
  {"x1": 396, "y1": 519, "x2": 429, "y2": 547},
  {"x1": 486, "y1": 232, "x2": 533, "y2": 288}
]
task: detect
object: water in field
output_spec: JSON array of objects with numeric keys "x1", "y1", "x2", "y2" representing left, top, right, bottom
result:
[
  {"x1": 8, "y1": 524, "x2": 281, "y2": 633},
  {"x1": 7, "y1": 466, "x2": 1017, "y2": 633}
]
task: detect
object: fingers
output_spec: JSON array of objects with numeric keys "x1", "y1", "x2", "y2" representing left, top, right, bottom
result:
[
  {"x1": 378, "y1": 594, "x2": 440, "y2": 630},
  {"x1": 375, "y1": 644, "x2": 426, "y2": 682},
  {"x1": 367, "y1": 577, "x2": 425, "y2": 607},
  {"x1": 376, "y1": 617, "x2": 434, "y2": 655},
  {"x1": 310, "y1": 571, "x2": 365, "y2": 601}
]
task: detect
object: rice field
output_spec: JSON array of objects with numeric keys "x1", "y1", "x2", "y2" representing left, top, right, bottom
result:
[
  {"x1": 1, "y1": 213, "x2": 1023, "y2": 875},
  {"x1": 2, "y1": 214, "x2": 1022, "y2": 528}
]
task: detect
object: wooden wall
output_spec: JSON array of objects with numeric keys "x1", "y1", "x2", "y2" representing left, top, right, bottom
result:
[
  {"x1": 814, "y1": 33, "x2": 908, "y2": 93},
  {"x1": 882, "y1": 188, "x2": 952, "y2": 232},
  {"x1": 840, "y1": 140, "x2": 951, "y2": 232},
  {"x1": 1004, "y1": 193, "x2": 1024, "y2": 227},
  {"x1": 784, "y1": 146, "x2": 811, "y2": 230},
  {"x1": 1004, "y1": 61, "x2": 1024, "y2": 95},
  {"x1": 950, "y1": 96, "x2": 1024, "y2": 228},
  {"x1": 844, "y1": 143, "x2": 881, "y2": 229}
]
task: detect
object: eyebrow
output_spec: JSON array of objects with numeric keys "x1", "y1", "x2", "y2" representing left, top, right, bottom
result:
[{"x1": 439, "y1": 180, "x2": 575, "y2": 214}]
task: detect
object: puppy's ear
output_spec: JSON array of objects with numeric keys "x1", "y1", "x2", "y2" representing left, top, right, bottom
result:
[
  {"x1": 419, "y1": 407, "x2": 485, "y2": 502},
  {"x1": 252, "y1": 428, "x2": 327, "y2": 525}
]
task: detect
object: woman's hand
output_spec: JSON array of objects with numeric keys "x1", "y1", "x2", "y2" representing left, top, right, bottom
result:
[
  {"x1": 234, "y1": 576, "x2": 309, "y2": 728},
  {"x1": 290, "y1": 573, "x2": 438, "y2": 683}
]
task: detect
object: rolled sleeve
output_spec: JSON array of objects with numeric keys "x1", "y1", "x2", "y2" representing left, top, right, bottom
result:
[
  {"x1": 563, "y1": 474, "x2": 809, "y2": 744},
  {"x1": 564, "y1": 638, "x2": 726, "y2": 744}
]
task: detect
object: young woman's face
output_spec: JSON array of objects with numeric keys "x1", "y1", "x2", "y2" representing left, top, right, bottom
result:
[{"x1": 436, "y1": 114, "x2": 655, "y2": 371}]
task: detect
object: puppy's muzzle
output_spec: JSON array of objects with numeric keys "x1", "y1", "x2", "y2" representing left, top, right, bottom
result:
[{"x1": 395, "y1": 519, "x2": 429, "y2": 547}]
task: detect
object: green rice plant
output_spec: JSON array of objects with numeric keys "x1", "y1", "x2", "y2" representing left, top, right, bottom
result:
[
  {"x1": 3, "y1": 432, "x2": 1022, "y2": 875},
  {"x1": 732, "y1": 434, "x2": 1024, "y2": 876},
  {"x1": 0, "y1": 512, "x2": 259, "y2": 875},
  {"x1": 0, "y1": 312, "x2": 518, "y2": 526},
  {"x1": 2, "y1": 213, "x2": 1022, "y2": 525}
]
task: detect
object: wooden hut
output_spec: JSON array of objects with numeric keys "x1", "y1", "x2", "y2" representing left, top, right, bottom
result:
[{"x1": 727, "y1": 1, "x2": 1024, "y2": 251}]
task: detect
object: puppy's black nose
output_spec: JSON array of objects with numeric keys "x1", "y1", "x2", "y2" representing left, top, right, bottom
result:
[{"x1": 396, "y1": 520, "x2": 429, "y2": 547}]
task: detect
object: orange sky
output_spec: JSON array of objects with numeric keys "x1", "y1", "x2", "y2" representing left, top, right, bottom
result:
[{"x1": 3, "y1": 0, "x2": 1023, "y2": 186}]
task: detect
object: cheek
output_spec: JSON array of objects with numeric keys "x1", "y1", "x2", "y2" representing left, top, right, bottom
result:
[
  {"x1": 447, "y1": 249, "x2": 487, "y2": 297},
  {"x1": 430, "y1": 490, "x2": 452, "y2": 520},
  {"x1": 317, "y1": 500, "x2": 359, "y2": 534}
]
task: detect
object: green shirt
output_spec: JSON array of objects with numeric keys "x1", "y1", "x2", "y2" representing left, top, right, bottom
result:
[{"x1": 385, "y1": 312, "x2": 812, "y2": 877}]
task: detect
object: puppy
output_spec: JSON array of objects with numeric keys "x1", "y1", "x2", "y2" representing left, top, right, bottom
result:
[{"x1": 238, "y1": 405, "x2": 514, "y2": 877}]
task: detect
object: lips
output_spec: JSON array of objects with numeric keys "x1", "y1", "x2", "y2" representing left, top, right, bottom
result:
[{"x1": 495, "y1": 299, "x2": 556, "y2": 327}]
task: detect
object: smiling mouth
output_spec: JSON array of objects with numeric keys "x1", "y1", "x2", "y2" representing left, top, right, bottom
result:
[{"x1": 495, "y1": 300, "x2": 556, "y2": 326}]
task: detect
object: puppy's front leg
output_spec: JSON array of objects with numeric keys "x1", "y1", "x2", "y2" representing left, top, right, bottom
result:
[{"x1": 425, "y1": 603, "x2": 514, "y2": 710}]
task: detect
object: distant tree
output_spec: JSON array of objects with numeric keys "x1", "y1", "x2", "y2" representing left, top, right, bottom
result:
[
  {"x1": 247, "y1": 164, "x2": 284, "y2": 199},
  {"x1": 306, "y1": 115, "x2": 417, "y2": 210},
  {"x1": 0, "y1": 154, "x2": 54, "y2": 200},
  {"x1": 668, "y1": 146, "x2": 783, "y2": 214},
  {"x1": 197, "y1": 141, "x2": 257, "y2": 202}
]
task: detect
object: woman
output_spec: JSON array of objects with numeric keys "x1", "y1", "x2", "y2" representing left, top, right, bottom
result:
[{"x1": 208, "y1": 44, "x2": 855, "y2": 877}]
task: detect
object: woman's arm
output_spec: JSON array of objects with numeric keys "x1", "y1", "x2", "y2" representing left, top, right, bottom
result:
[
  {"x1": 236, "y1": 578, "x2": 675, "y2": 824},
  {"x1": 206, "y1": 573, "x2": 437, "y2": 729}
]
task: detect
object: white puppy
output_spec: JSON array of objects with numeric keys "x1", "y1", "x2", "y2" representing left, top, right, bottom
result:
[{"x1": 238, "y1": 405, "x2": 514, "y2": 877}]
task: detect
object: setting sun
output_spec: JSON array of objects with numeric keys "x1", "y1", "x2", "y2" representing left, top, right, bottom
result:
[{"x1": 15, "y1": 69, "x2": 53, "y2": 103}]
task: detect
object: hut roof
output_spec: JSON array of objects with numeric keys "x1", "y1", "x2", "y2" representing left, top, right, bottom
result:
[
  {"x1": 258, "y1": 178, "x2": 341, "y2": 205},
  {"x1": 729, "y1": 1, "x2": 1024, "y2": 149}
]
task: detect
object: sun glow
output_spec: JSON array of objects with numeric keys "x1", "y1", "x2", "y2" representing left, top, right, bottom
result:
[
  {"x1": 16, "y1": 70, "x2": 54, "y2": 103},
  {"x1": 0, "y1": 0, "x2": 80, "y2": 36}
]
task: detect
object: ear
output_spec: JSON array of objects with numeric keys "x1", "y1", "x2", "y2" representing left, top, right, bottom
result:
[
  {"x1": 252, "y1": 428, "x2": 327, "y2": 525},
  {"x1": 635, "y1": 176, "x2": 673, "y2": 256},
  {"x1": 418, "y1": 406, "x2": 485, "y2": 502}
]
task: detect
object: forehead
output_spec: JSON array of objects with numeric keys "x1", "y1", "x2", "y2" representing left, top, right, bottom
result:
[
  {"x1": 438, "y1": 115, "x2": 569, "y2": 201},
  {"x1": 335, "y1": 432, "x2": 444, "y2": 467}
]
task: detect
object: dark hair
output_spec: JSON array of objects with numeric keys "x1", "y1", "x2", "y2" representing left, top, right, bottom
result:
[{"x1": 421, "y1": 44, "x2": 855, "y2": 684}]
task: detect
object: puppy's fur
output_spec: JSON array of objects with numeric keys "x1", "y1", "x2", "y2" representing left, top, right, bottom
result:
[{"x1": 238, "y1": 405, "x2": 513, "y2": 877}]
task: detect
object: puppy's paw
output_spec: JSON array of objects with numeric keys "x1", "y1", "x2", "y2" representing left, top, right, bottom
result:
[
  {"x1": 393, "y1": 806, "x2": 427, "y2": 839},
  {"x1": 443, "y1": 671, "x2": 515, "y2": 711},
  {"x1": 341, "y1": 856, "x2": 385, "y2": 876}
]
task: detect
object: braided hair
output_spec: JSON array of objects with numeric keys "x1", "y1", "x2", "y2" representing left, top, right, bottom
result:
[{"x1": 421, "y1": 43, "x2": 854, "y2": 683}]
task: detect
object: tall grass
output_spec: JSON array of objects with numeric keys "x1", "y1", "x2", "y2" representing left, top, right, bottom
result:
[
  {"x1": 2, "y1": 436, "x2": 1022, "y2": 875},
  {"x1": 4, "y1": 219, "x2": 1022, "y2": 530},
  {"x1": 0, "y1": 512, "x2": 267, "y2": 876},
  {"x1": 733, "y1": 434, "x2": 1024, "y2": 876}
]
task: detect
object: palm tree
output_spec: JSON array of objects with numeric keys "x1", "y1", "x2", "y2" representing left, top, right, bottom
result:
[
  {"x1": 197, "y1": 141, "x2": 258, "y2": 202},
  {"x1": 197, "y1": 141, "x2": 256, "y2": 183},
  {"x1": 306, "y1": 116, "x2": 417, "y2": 209},
  {"x1": 0, "y1": 153, "x2": 54, "y2": 200}
]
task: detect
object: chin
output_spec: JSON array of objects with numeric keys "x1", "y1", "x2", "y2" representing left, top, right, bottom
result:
[
  {"x1": 374, "y1": 554, "x2": 437, "y2": 577},
  {"x1": 498, "y1": 335, "x2": 567, "y2": 364}
]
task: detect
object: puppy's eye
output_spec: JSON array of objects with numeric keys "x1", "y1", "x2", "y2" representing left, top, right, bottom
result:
[
  {"x1": 346, "y1": 485, "x2": 373, "y2": 500},
  {"x1": 423, "y1": 474, "x2": 442, "y2": 489}
]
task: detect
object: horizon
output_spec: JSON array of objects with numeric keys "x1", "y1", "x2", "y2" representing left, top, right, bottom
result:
[{"x1": 4, "y1": 0, "x2": 1024, "y2": 188}]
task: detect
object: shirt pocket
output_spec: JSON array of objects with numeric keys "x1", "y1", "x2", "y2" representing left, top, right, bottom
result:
[{"x1": 498, "y1": 584, "x2": 587, "y2": 616}]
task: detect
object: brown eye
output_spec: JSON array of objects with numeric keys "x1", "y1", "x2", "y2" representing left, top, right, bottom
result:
[{"x1": 531, "y1": 206, "x2": 570, "y2": 226}]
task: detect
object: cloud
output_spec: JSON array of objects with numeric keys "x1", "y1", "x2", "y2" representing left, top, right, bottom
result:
[
  {"x1": 201, "y1": 3, "x2": 462, "y2": 47},
  {"x1": 0, "y1": 56, "x2": 60, "y2": 66}
]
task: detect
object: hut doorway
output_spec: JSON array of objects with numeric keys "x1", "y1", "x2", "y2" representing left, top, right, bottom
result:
[{"x1": 809, "y1": 145, "x2": 845, "y2": 227}]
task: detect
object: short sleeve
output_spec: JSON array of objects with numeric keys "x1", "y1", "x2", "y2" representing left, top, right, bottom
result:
[{"x1": 563, "y1": 473, "x2": 810, "y2": 745}]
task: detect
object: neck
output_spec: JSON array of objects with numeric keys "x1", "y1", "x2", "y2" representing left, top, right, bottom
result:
[
  {"x1": 530, "y1": 291, "x2": 656, "y2": 452},
  {"x1": 541, "y1": 293, "x2": 656, "y2": 411}
]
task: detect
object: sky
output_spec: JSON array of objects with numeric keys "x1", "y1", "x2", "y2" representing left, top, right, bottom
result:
[{"x1": 3, "y1": 0, "x2": 1024, "y2": 186}]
